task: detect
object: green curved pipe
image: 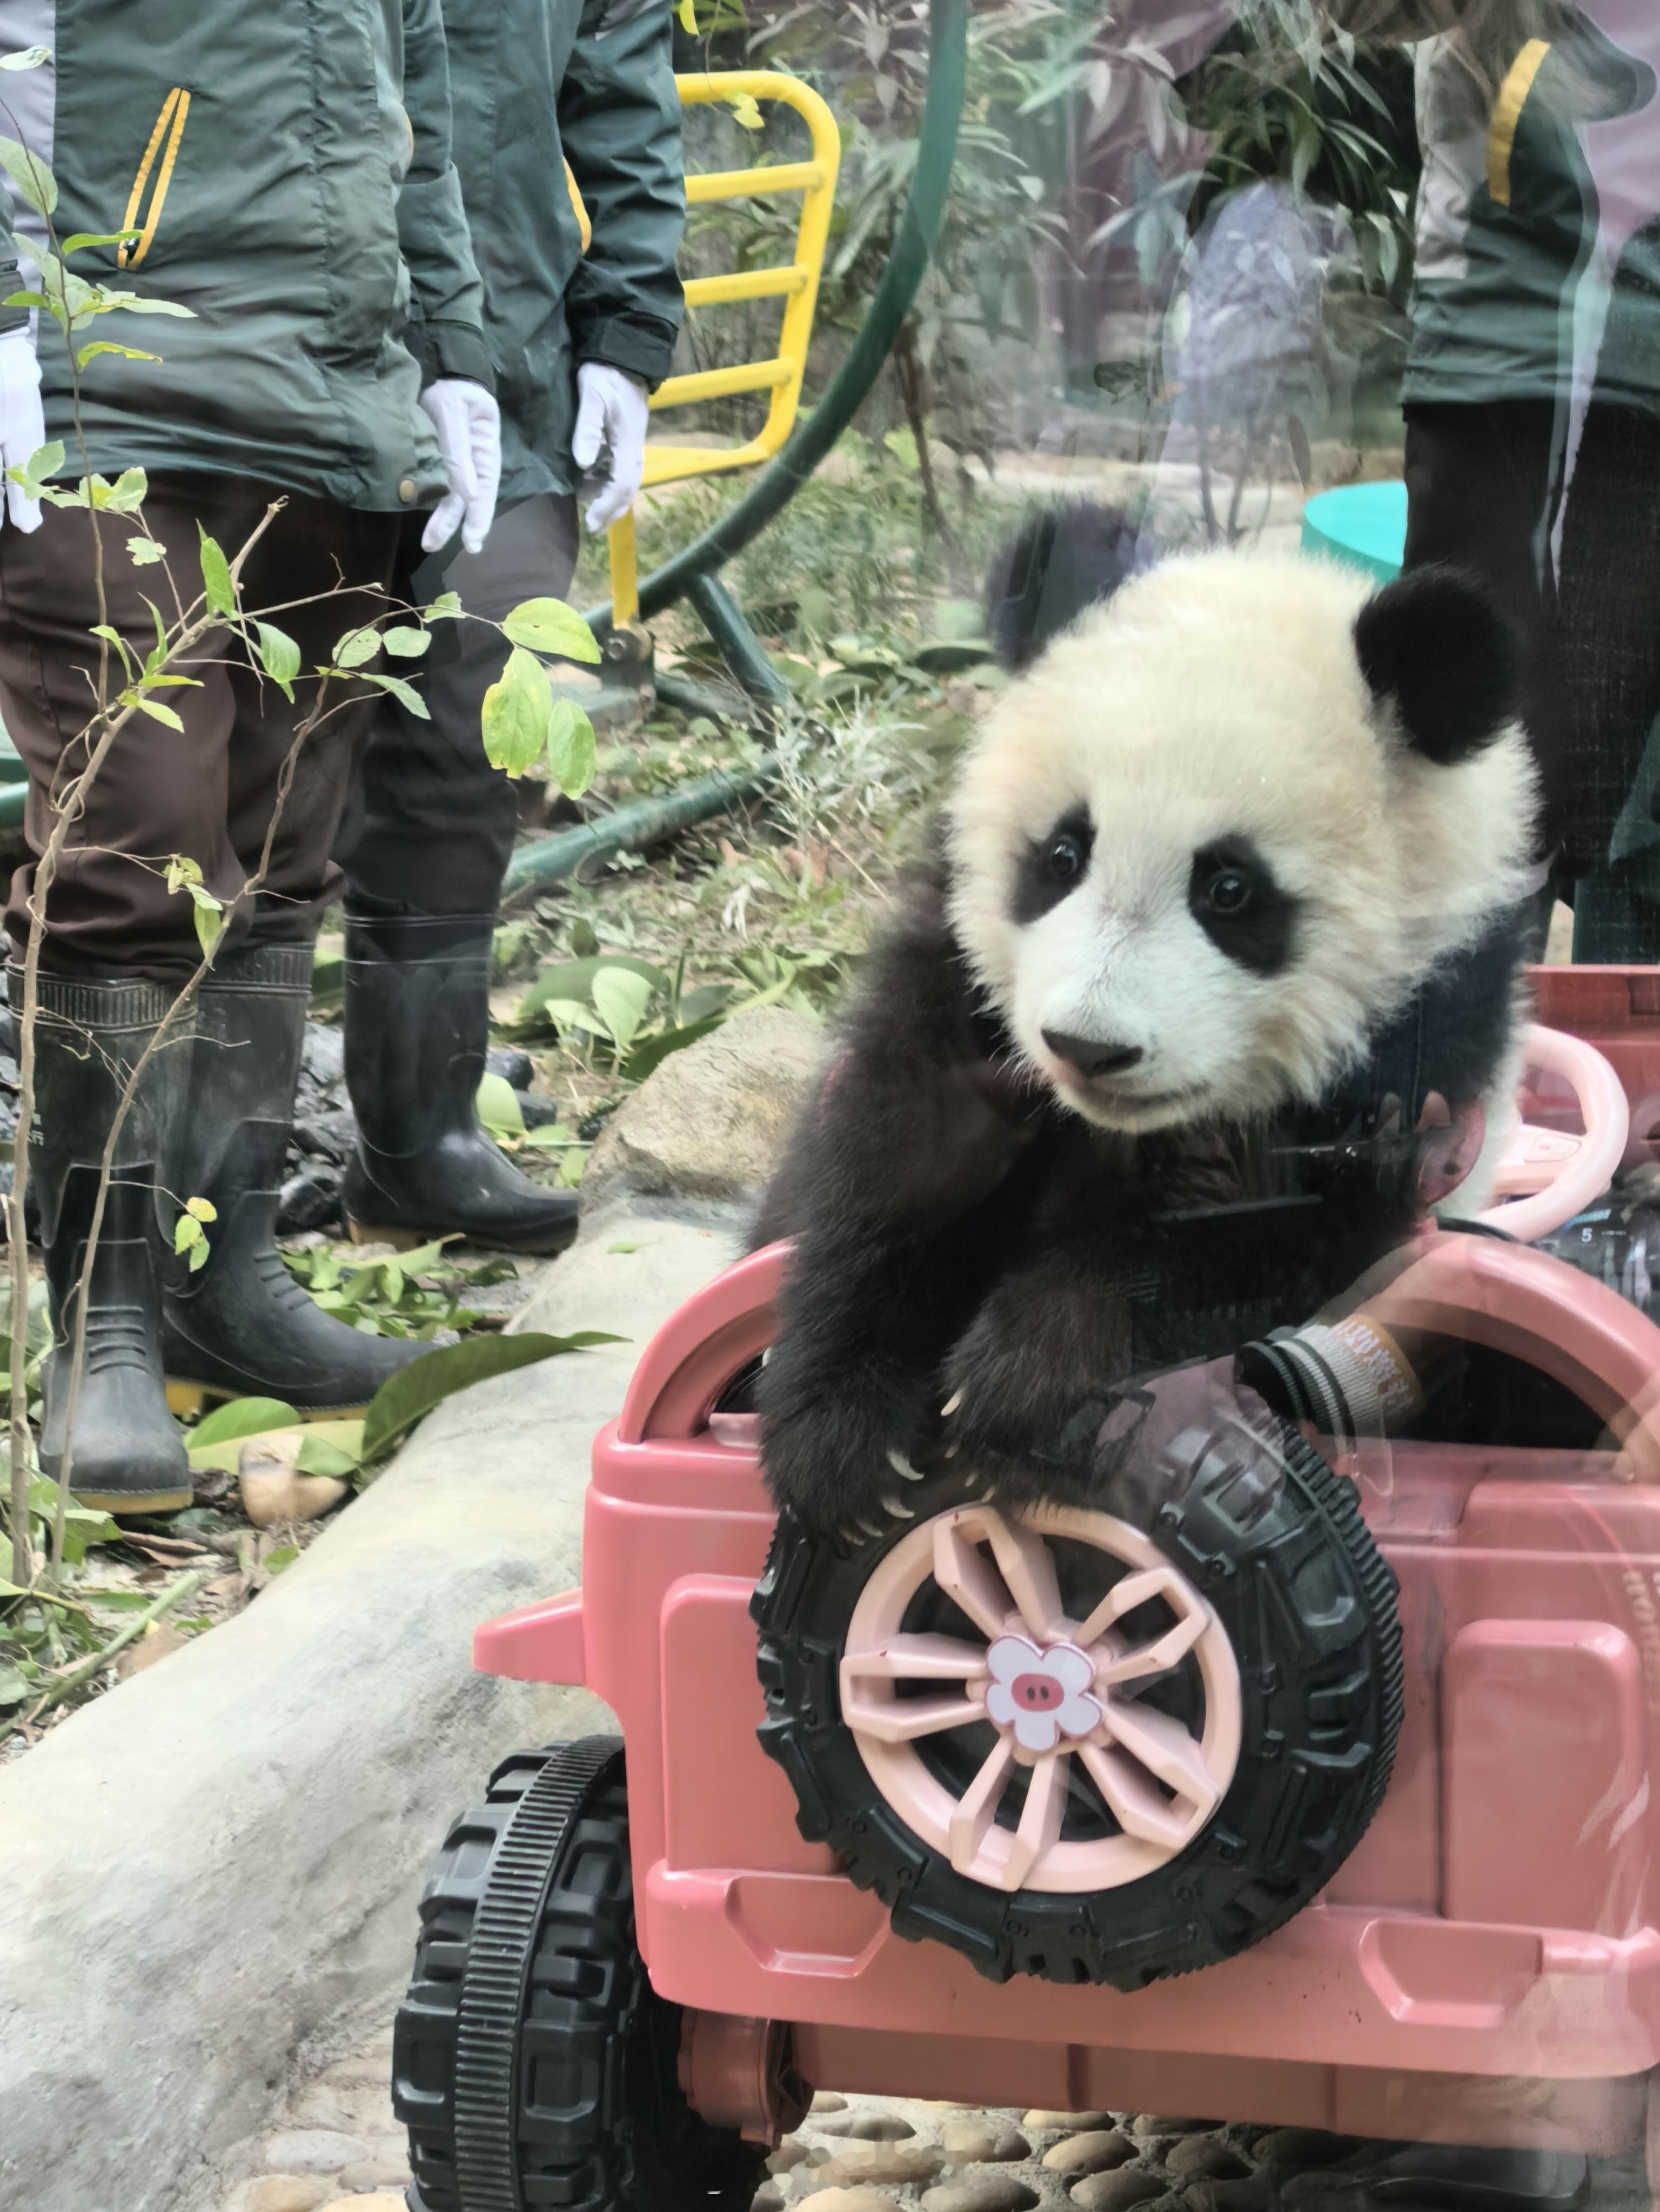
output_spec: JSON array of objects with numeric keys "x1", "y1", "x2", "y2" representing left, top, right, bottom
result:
[
  {"x1": 503, "y1": 754, "x2": 779, "y2": 900},
  {"x1": 581, "y1": 0, "x2": 970, "y2": 635}
]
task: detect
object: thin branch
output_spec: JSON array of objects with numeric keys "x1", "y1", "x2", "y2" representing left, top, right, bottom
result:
[{"x1": 19, "y1": 1567, "x2": 209, "y2": 1724}]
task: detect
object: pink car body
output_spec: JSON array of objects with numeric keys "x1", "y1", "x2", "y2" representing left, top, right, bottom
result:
[{"x1": 473, "y1": 966, "x2": 1660, "y2": 2166}]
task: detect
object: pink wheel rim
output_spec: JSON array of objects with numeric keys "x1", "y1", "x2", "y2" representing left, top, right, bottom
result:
[{"x1": 839, "y1": 1503, "x2": 1242, "y2": 1894}]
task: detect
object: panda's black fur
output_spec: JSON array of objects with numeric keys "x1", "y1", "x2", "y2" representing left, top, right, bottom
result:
[{"x1": 750, "y1": 507, "x2": 1535, "y2": 1532}]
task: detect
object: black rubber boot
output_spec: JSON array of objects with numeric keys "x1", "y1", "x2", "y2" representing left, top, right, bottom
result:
[
  {"x1": 160, "y1": 943, "x2": 425, "y2": 1410},
  {"x1": 18, "y1": 970, "x2": 192, "y2": 1514},
  {"x1": 340, "y1": 909, "x2": 579, "y2": 1255}
]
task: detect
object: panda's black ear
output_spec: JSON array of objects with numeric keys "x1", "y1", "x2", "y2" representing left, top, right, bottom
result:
[
  {"x1": 985, "y1": 500, "x2": 1141, "y2": 672},
  {"x1": 1353, "y1": 565, "x2": 1520, "y2": 765}
]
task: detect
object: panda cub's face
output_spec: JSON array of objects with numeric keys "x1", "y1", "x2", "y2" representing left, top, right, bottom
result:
[{"x1": 947, "y1": 551, "x2": 1537, "y2": 1135}]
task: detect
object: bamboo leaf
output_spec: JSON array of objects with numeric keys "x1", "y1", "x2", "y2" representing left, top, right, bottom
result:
[
  {"x1": 331, "y1": 625, "x2": 382, "y2": 669},
  {"x1": 363, "y1": 670, "x2": 429, "y2": 720},
  {"x1": 0, "y1": 135, "x2": 55, "y2": 216},
  {"x1": 481, "y1": 645, "x2": 552, "y2": 777},
  {"x1": 254, "y1": 621, "x2": 300, "y2": 697},
  {"x1": 501, "y1": 598, "x2": 601, "y2": 663},
  {"x1": 545, "y1": 696, "x2": 595, "y2": 799},
  {"x1": 361, "y1": 1331, "x2": 621, "y2": 1462},
  {"x1": 197, "y1": 526, "x2": 235, "y2": 616}
]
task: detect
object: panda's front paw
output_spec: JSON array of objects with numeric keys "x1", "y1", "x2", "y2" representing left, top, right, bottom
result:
[
  {"x1": 941, "y1": 1324, "x2": 1113, "y2": 1501},
  {"x1": 758, "y1": 1402, "x2": 929, "y2": 1540}
]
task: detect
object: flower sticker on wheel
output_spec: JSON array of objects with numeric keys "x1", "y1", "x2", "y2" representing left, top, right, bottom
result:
[{"x1": 984, "y1": 1633, "x2": 1102, "y2": 1754}]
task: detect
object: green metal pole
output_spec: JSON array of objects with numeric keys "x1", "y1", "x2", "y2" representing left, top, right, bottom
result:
[
  {"x1": 685, "y1": 574, "x2": 792, "y2": 706},
  {"x1": 501, "y1": 755, "x2": 780, "y2": 901},
  {"x1": 581, "y1": 0, "x2": 970, "y2": 635}
]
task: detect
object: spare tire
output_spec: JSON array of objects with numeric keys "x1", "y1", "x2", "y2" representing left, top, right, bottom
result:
[{"x1": 752, "y1": 1364, "x2": 1402, "y2": 1990}]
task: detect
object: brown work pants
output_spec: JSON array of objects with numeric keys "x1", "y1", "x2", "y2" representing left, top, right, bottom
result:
[{"x1": 0, "y1": 473, "x2": 400, "y2": 982}]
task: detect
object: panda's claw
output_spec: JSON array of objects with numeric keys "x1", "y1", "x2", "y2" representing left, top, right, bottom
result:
[
  {"x1": 887, "y1": 1447, "x2": 924, "y2": 1482},
  {"x1": 882, "y1": 1491, "x2": 916, "y2": 1520}
]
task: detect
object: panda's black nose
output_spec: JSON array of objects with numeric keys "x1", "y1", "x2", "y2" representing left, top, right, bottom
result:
[{"x1": 1041, "y1": 1030, "x2": 1144, "y2": 1079}]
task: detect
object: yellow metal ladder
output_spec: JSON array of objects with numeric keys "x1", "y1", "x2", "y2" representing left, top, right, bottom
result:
[{"x1": 599, "y1": 70, "x2": 842, "y2": 631}]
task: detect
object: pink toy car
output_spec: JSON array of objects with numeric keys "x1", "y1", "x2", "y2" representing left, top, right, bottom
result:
[{"x1": 392, "y1": 966, "x2": 1660, "y2": 2212}]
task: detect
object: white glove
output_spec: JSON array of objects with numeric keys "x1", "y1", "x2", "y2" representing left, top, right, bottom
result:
[
  {"x1": 419, "y1": 377, "x2": 501, "y2": 556},
  {"x1": 572, "y1": 361, "x2": 650, "y2": 534},
  {"x1": 0, "y1": 327, "x2": 43, "y2": 534}
]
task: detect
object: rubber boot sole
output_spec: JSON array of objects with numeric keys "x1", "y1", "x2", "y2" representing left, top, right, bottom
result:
[
  {"x1": 166, "y1": 1374, "x2": 375, "y2": 1420},
  {"x1": 345, "y1": 1212, "x2": 575, "y2": 1258},
  {"x1": 72, "y1": 1480, "x2": 193, "y2": 1516}
]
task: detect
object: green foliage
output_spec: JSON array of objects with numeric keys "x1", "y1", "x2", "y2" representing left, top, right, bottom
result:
[
  {"x1": 1179, "y1": 0, "x2": 1417, "y2": 304},
  {"x1": 359, "y1": 1330, "x2": 622, "y2": 1463},
  {"x1": 481, "y1": 600, "x2": 600, "y2": 793},
  {"x1": 280, "y1": 1239, "x2": 519, "y2": 1342},
  {"x1": 189, "y1": 1396, "x2": 299, "y2": 1450}
]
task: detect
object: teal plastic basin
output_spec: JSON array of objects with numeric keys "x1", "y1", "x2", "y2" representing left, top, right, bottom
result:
[{"x1": 1300, "y1": 479, "x2": 1407, "y2": 584}]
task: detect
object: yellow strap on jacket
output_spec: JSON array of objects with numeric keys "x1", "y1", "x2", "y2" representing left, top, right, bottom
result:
[
  {"x1": 1486, "y1": 39, "x2": 1551, "y2": 209},
  {"x1": 119, "y1": 88, "x2": 191, "y2": 270},
  {"x1": 565, "y1": 160, "x2": 591, "y2": 253}
]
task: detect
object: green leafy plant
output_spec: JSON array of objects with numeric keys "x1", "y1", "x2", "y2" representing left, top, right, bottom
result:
[{"x1": 279, "y1": 1238, "x2": 518, "y2": 1342}]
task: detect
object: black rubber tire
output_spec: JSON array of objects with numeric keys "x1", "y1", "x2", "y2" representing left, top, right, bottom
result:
[
  {"x1": 752, "y1": 1437, "x2": 1402, "y2": 1992},
  {"x1": 392, "y1": 1737, "x2": 768, "y2": 2212}
]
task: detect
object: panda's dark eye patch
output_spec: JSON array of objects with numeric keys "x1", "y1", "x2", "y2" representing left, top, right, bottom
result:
[
  {"x1": 1188, "y1": 836, "x2": 1297, "y2": 974},
  {"x1": 1012, "y1": 805, "x2": 1094, "y2": 923}
]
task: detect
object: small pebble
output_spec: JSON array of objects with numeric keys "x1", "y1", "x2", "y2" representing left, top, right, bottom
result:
[
  {"x1": 811, "y1": 2092, "x2": 849, "y2": 2115},
  {"x1": 1043, "y1": 2131, "x2": 1136, "y2": 2177},
  {"x1": 1069, "y1": 2173, "x2": 1167, "y2": 2212},
  {"x1": 1184, "y1": 2177, "x2": 1273, "y2": 2212},
  {"x1": 813, "y1": 2143, "x2": 946, "y2": 2188},
  {"x1": 1132, "y1": 2119, "x2": 1214, "y2": 2140},
  {"x1": 769, "y1": 2140, "x2": 811, "y2": 2175},
  {"x1": 1166, "y1": 2140, "x2": 1248, "y2": 2183},
  {"x1": 922, "y1": 2175, "x2": 1039, "y2": 2212},
  {"x1": 753, "y1": 2184, "x2": 787, "y2": 2212},
  {"x1": 287, "y1": 2086, "x2": 363, "y2": 2132},
  {"x1": 795, "y1": 2189, "x2": 902, "y2": 2212},
  {"x1": 1249, "y1": 2131, "x2": 1368, "y2": 2176},
  {"x1": 336, "y1": 2159, "x2": 413, "y2": 2190},
  {"x1": 814, "y1": 2114, "x2": 916, "y2": 2142},
  {"x1": 259, "y1": 2131, "x2": 371, "y2": 2175},
  {"x1": 940, "y1": 2119, "x2": 1028, "y2": 2163},
  {"x1": 317, "y1": 2058, "x2": 390, "y2": 2089},
  {"x1": 1025, "y1": 2112, "x2": 1113, "y2": 2131},
  {"x1": 239, "y1": 2181, "x2": 329, "y2": 2212}
]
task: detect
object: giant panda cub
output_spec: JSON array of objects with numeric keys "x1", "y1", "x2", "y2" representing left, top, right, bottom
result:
[{"x1": 751, "y1": 508, "x2": 1540, "y2": 1533}]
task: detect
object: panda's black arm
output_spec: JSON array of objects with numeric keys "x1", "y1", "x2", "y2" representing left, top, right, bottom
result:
[
  {"x1": 750, "y1": 875, "x2": 1046, "y2": 1529},
  {"x1": 934, "y1": 1135, "x2": 1146, "y2": 1507}
]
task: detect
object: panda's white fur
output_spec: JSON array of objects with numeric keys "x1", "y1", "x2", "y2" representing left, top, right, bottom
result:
[{"x1": 948, "y1": 549, "x2": 1539, "y2": 1140}]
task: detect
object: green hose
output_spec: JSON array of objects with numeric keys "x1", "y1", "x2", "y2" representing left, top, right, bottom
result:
[{"x1": 502, "y1": 755, "x2": 780, "y2": 900}]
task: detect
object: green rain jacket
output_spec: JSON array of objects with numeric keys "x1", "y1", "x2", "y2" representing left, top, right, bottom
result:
[
  {"x1": 0, "y1": 0, "x2": 489, "y2": 512},
  {"x1": 441, "y1": 0, "x2": 686, "y2": 503},
  {"x1": 1332, "y1": 1, "x2": 1660, "y2": 414}
]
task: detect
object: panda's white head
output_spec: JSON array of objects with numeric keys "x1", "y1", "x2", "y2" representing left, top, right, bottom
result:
[{"x1": 947, "y1": 546, "x2": 1539, "y2": 1135}]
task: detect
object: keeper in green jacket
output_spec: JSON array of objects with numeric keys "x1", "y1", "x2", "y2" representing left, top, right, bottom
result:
[
  {"x1": 0, "y1": 0, "x2": 504, "y2": 1512},
  {"x1": 1333, "y1": 0, "x2": 1660, "y2": 957},
  {"x1": 332, "y1": 0, "x2": 686, "y2": 1256}
]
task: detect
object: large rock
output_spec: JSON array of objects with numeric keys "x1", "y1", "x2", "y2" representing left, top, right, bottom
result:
[
  {"x1": 583, "y1": 1004, "x2": 822, "y2": 1208},
  {"x1": 0, "y1": 1194, "x2": 744, "y2": 2212}
]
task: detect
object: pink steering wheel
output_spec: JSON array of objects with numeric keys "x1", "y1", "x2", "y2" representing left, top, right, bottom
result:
[{"x1": 1475, "y1": 1023, "x2": 1629, "y2": 1243}]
